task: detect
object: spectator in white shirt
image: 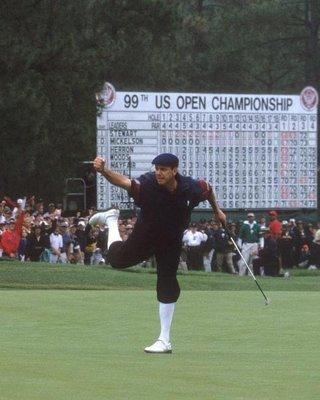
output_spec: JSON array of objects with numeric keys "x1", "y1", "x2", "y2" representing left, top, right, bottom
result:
[
  {"x1": 49, "y1": 226, "x2": 67, "y2": 263},
  {"x1": 183, "y1": 224, "x2": 207, "y2": 270}
]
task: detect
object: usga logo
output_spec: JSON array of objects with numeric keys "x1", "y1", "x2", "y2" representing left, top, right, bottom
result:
[
  {"x1": 300, "y1": 86, "x2": 318, "y2": 110},
  {"x1": 96, "y1": 82, "x2": 116, "y2": 108}
]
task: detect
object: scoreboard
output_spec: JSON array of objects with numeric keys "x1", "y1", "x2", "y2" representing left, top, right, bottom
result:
[{"x1": 96, "y1": 84, "x2": 318, "y2": 211}]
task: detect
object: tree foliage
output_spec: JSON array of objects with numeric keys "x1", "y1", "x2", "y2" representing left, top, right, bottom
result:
[{"x1": 0, "y1": 0, "x2": 319, "y2": 202}]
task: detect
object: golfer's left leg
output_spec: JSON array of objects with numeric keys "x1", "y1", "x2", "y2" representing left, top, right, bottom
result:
[{"x1": 144, "y1": 244, "x2": 181, "y2": 354}]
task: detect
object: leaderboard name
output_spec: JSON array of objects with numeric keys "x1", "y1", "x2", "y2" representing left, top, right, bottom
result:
[{"x1": 96, "y1": 88, "x2": 318, "y2": 211}]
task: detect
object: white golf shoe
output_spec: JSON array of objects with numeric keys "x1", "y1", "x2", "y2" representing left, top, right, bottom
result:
[
  {"x1": 89, "y1": 208, "x2": 119, "y2": 227},
  {"x1": 144, "y1": 340, "x2": 172, "y2": 354}
]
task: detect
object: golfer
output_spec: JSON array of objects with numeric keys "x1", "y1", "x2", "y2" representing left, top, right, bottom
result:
[{"x1": 90, "y1": 153, "x2": 226, "y2": 353}]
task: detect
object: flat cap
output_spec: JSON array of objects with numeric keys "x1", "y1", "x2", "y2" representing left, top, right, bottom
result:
[{"x1": 151, "y1": 153, "x2": 179, "y2": 167}]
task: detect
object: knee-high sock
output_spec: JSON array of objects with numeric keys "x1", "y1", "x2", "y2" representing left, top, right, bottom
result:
[
  {"x1": 107, "y1": 217, "x2": 122, "y2": 249},
  {"x1": 158, "y1": 302, "x2": 175, "y2": 344}
]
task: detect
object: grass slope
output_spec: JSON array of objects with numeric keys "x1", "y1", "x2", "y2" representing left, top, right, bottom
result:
[
  {"x1": 0, "y1": 261, "x2": 319, "y2": 291},
  {"x1": 0, "y1": 290, "x2": 319, "y2": 400}
]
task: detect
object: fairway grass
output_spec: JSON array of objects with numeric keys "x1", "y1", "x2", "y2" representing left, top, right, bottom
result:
[{"x1": 0, "y1": 290, "x2": 319, "y2": 400}]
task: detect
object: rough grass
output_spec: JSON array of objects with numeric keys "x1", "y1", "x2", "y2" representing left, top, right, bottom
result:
[{"x1": 0, "y1": 261, "x2": 319, "y2": 292}]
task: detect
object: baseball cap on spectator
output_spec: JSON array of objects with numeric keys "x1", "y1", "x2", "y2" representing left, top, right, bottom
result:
[
  {"x1": 78, "y1": 221, "x2": 86, "y2": 227},
  {"x1": 269, "y1": 210, "x2": 278, "y2": 216},
  {"x1": 282, "y1": 220, "x2": 288, "y2": 225},
  {"x1": 247, "y1": 212, "x2": 254, "y2": 217},
  {"x1": 17, "y1": 199, "x2": 23, "y2": 205}
]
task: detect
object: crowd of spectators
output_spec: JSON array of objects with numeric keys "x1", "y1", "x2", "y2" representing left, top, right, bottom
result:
[{"x1": 0, "y1": 196, "x2": 320, "y2": 276}]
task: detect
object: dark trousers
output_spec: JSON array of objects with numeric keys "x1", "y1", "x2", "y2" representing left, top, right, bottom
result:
[
  {"x1": 186, "y1": 246, "x2": 203, "y2": 270},
  {"x1": 106, "y1": 226, "x2": 181, "y2": 303}
]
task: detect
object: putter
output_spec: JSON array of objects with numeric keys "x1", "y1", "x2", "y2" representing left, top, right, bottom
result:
[{"x1": 225, "y1": 227, "x2": 271, "y2": 306}]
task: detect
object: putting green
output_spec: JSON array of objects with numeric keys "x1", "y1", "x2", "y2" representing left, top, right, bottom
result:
[{"x1": 0, "y1": 290, "x2": 319, "y2": 400}]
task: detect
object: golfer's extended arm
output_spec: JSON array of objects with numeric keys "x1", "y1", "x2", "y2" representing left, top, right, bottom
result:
[
  {"x1": 99, "y1": 167, "x2": 131, "y2": 191},
  {"x1": 207, "y1": 190, "x2": 223, "y2": 220}
]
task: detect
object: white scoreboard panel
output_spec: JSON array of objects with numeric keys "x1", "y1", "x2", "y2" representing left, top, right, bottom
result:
[{"x1": 96, "y1": 85, "x2": 318, "y2": 211}]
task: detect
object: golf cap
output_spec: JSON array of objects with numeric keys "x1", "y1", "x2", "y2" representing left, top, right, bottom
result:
[
  {"x1": 269, "y1": 210, "x2": 278, "y2": 216},
  {"x1": 247, "y1": 212, "x2": 254, "y2": 217},
  {"x1": 151, "y1": 153, "x2": 179, "y2": 167}
]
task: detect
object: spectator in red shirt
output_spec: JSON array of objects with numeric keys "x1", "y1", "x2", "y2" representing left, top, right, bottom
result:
[
  {"x1": 268, "y1": 211, "x2": 282, "y2": 238},
  {"x1": 0, "y1": 210, "x2": 25, "y2": 258}
]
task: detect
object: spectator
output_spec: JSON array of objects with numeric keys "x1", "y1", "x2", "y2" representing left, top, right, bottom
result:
[
  {"x1": 59, "y1": 221, "x2": 73, "y2": 262},
  {"x1": 48, "y1": 203, "x2": 56, "y2": 218},
  {"x1": 183, "y1": 224, "x2": 207, "y2": 270},
  {"x1": 75, "y1": 220, "x2": 87, "y2": 263},
  {"x1": 49, "y1": 225, "x2": 65, "y2": 263},
  {"x1": 0, "y1": 210, "x2": 25, "y2": 258},
  {"x1": 309, "y1": 230, "x2": 320, "y2": 269},
  {"x1": 3, "y1": 206, "x2": 13, "y2": 223},
  {"x1": 84, "y1": 225, "x2": 98, "y2": 265},
  {"x1": 0, "y1": 201, "x2": 6, "y2": 224},
  {"x1": 33, "y1": 199, "x2": 44, "y2": 216},
  {"x1": 237, "y1": 212, "x2": 260, "y2": 276},
  {"x1": 298, "y1": 244, "x2": 310, "y2": 269},
  {"x1": 305, "y1": 223, "x2": 315, "y2": 247},
  {"x1": 257, "y1": 227, "x2": 280, "y2": 277},
  {"x1": 18, "y1": 227, "x2": 28, "y2": 261},
  {"x1": 259, "y1": 217, "x2": 267, "y2": 230},
  {"x1": 292, "y1": 221, "x2": 308, "y2": 266},
  {"x1": 268, "y1": 210, "x2": 282, "y2": 238},
  {"x1": 25, "y1": 225, "x2": 47, "y2": 261},
  {"x1": 202, "y1": 220, "x2": 216, "y2": 272},
  {"x1": 228, "y1": 222, "x2": 240, "y2": 272},
  {"x1": 213, "y1": 223, "x2": 237, "y2": 274},
  {"x1": 278, "y1": 222, "x2": 295, "y2": 269}
]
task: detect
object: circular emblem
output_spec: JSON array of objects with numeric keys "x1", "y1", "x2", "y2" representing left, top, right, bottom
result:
[
  {"x1": 300, "y1": 86, "x2": 318, "y2": 110},
  {"x1": 96, "y1": 82, "x2": 116, "y2": 108}
]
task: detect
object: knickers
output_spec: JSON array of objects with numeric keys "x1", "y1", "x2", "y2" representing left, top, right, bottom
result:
[{"x1": 106, "y1": 227, "x2": 181, "y2": 303}]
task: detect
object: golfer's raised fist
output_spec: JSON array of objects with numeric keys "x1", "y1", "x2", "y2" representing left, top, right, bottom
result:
[{"x1": 93, "y1": 156, "x2": 106, "y2": 173}]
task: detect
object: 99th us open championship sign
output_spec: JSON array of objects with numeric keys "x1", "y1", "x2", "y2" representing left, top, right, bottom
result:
[{"x1": 96, "y1": 83, "x2": 318, "y2": 211}]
